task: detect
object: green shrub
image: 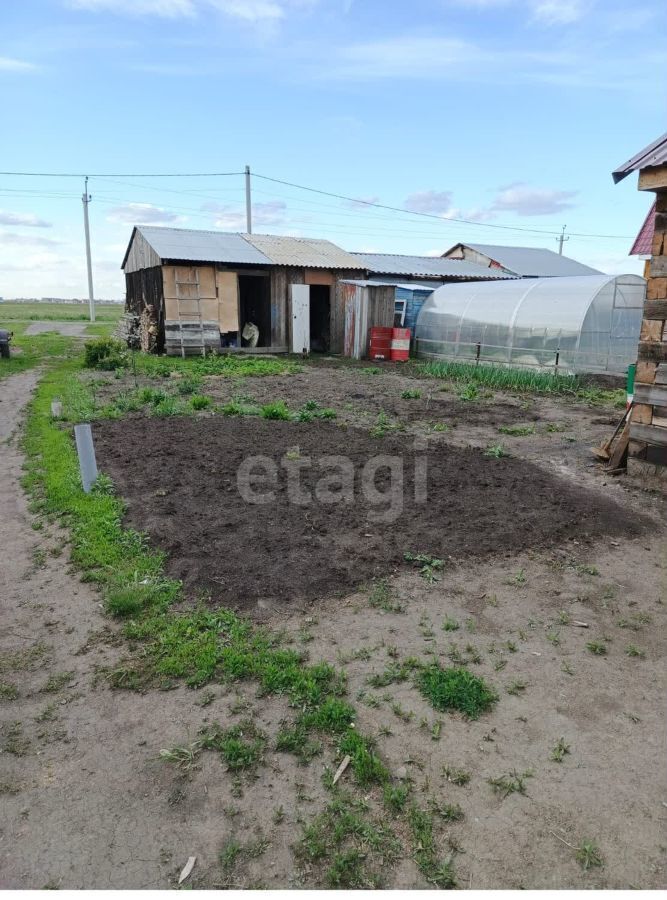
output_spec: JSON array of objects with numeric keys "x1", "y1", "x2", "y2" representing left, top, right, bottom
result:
[{"x1": 84, "y1": 337, "x2": 127, "y2": 371}]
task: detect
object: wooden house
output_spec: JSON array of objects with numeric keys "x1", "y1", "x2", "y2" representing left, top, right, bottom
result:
[
  {"x1": 121, "y1": 227, "x2": 366, "y2": 355},
  {"x1": 613, "y1": 132, "x2": 667, "y2": 474}
]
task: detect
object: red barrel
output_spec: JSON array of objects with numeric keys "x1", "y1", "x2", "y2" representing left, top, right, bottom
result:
[
  {"x1": 368, "y1": 326, "x2": 393, "y2": 360},
  {"x1": 390, "y1": 327, "x2": 410, "y2": 362}
]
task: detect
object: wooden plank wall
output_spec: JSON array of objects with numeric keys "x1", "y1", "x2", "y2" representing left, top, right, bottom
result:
[
  {"x1": 331, "y1": 271, "x2": 366, "y2": 353},
  {"x1": 123, "y1": 230, "x2": 161, "y2": 274},
  {"x1": 630, "y1": 180, "x2": 667, "y2": 464}
]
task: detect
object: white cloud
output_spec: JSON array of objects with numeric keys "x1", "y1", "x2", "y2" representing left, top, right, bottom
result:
[
  {"x1": 69, "y1": 0, "x2": 290, "y2": 21},
  {"x1": 491, "y1": 183, "x2": 578, "y2": 216},
  {"x1": 0, "y1": 56, "x2": 37, "y2": 71},
  {"x1": 531, "y1": 1, "x2": 588, "y2": 25},
  {"x1": 331, "y1": 36, "x2": 476, "y2": 79},
  {"x1": 202, "y1": 200, "x2": 287, "y2": 228},
  {"x1": 405, "y1": 190, "x2": 455, "y2": 216},
  {"x1": 446, "y1": 0, "x2": 589, "y2": 24},
  {"x1": 0, "y1": 232, "x2": 61, "y2": 247},
  {"x1": 106, "y1": 202, "x2": 186, "y2": 225},
  {"x1": 0, "y1": 251, "x2": 70, "y2": 272},
  {"x1": 0, "y1": 210, "x2": 51, "y2": 227}
]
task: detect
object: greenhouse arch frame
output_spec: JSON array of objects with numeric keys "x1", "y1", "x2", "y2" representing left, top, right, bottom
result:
[{"x1": 414, "y1": 274, "x2": 646, "y2": 375}]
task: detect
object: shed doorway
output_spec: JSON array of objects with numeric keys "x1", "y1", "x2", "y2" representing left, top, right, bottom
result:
[
  {"x1": 309, "y1": 284, "x2": 330, "y2": 353},
  {"x1": 238, "y1": 273, "x2": 271, "y2": 348}
]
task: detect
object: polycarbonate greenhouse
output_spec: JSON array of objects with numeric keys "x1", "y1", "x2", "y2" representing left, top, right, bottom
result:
[{"x1": 414, "y1": 274, "x2": 646, "y2": 375}]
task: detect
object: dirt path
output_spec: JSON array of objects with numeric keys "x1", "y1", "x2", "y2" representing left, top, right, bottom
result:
[
  {"x1": 0, "y1": 373, "x2": 239, "y2": 889},
  {"x1": 23, "y1": 322, "x2": 89, "y2": 337}
]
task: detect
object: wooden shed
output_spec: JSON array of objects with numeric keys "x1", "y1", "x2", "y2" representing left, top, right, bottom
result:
[
  {"x1": 121, "y1": 227, "x2": 366, "y2": 356},
  {"x1": 613, "y1": 132, "x2": 667, "y2": 474}
]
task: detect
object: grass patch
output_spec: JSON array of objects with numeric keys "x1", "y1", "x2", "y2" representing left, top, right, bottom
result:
[
  {"x1": 442, "y1": 765, "x2": 471, "y2": 786},
  {"x1": 586, "y1": 640, "x2": 607, "y2": 656},
  {"x1": 0, "y1": 680, "x2": 19, "y2": 701},
  {"x1": 260, "y1": 400, "x2": 291, "y2": 420},
  {"x1": 408, "y1": 805, "x2": 457, "y2": 888},
  {"x1": 498, "y1": 424, "x2": 535, "y2": 436},
  {"x1": 400, "y1": 389, "x2": 421, "y2": 399},
  {"x1": 134, "y1": 353, "x2": 300, "y2": 380},
  {"x1": 484, "y1": 443, "x2": 509, "y2": 458},
  {"x1": 368, "y1": 577, "x2": 404, "y2": 613},
  {"x1": 297, "y1": 790, "x2": 401, "y2": 889},
  {"x1": 40, "y1": 671, "x2": 74, "y2": 693},
  {"x1": 0, "y1": 301, "x2": 121, "y2": 322},
  {"x1": 0, "y1": 322, "x2": 77, "y2": 381},
  {"x1": 488, "y1": 769, "x2": 533, "y2": 798},
  {"x1": 370, "y1": 410, "x2": 404, "y2": 438},
  {"x1": 417, "y1": 664, "x2": 497, "y2": 718}
]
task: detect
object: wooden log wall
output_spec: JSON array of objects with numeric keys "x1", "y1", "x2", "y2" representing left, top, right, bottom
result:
[{"x1": 630, "y1": 180, "x2": 667, "y2": 465}]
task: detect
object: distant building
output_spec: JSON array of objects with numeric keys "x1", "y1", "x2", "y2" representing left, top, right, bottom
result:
[{"x1": 442, "y1": 242, "x2": 602, "y2": 278}]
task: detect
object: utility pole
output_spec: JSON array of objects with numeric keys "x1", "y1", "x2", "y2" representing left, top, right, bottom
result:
[
  {"x1": 245, "y1": 164, "x2": 252, "y2": 234},
  {"x1": 82, "y1": 176, "x2": 95, "y2": 322},
  {"x1": 556, "y1": 224, "x2": 569, "y2": 256}
]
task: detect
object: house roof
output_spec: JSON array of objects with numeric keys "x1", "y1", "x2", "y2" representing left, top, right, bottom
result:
[
  {"x1": 123, "y1": 226, "x2": 271, "y2": 268},
  {"x1": 351, "y1": 252, "x2": 514, "y2": 280},
  {"x1": 612, "y1": 132, "x2": 667, "y2": 183},
  {"x1": 242, "y1": 233, "x2": 364, "y2": 269},
  {"x1": 122, "y1": 226, "x2": 364, "y2": 270},
  {"x1": 630, "y1": 202, "x2": 656, "y2": 256},
  {"x1": 446, "y1": 243, "x2": 602, "y2": 277}
]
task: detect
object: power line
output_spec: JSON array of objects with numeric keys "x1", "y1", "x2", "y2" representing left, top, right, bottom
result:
[
  {"x1": 0, "y1": 170, "x2": 244, "y2": 178},
  {"x1": 0, "y1": 168, "x2": 636, "y2": 240}
]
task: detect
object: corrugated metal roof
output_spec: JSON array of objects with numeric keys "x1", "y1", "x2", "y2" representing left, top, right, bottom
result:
[
  {"x1": 341, "y1": 279, "x2": 435, "y2": 292},
  {"x1": 351, "y1": 253, "x2": 513, "y2": 279},
  {"x1": 131, "y1": 226, "x2": 271, "y2": 265},
  {"x1": 612, "y1": 132, "x2": 667, "y2": 183},
  {"x1": 450, "y1": 243, "x2": 602, "y2": 277},
  {"x1": 630, "y1": 201, "x2": 656, "y2": 256},
  {"x1": 243, "y1": 233, "x2": 364, "y2": 269}
]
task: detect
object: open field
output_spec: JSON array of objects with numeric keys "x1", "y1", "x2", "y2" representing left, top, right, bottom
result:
[
  {"x1": 1, "y1": 345, "x2": 666, "y2": 889},
  {"x1": 0, "y1": 301, "x2": 123, "y2": 322}
]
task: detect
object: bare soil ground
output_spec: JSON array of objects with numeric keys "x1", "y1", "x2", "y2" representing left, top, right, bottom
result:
[
  {"x1": 2, "y1": 362, "x2": 667, "y2": 889},
  {"x1": 92, "y1": 415, "x2": 645, "y2": 614}
]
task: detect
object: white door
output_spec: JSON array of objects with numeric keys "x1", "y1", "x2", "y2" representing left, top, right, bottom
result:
[{"x1": 290, "y1": 284, "x2": 310, "y2": 354}]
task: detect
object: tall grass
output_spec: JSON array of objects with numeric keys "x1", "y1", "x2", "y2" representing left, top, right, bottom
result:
[{"x1": 417, "y1": 360, "x2": 579, "y2": 394}]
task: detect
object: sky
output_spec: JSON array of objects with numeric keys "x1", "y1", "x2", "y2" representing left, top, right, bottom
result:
[{"x1": 0, "y1": 0, "x2": 666, "y2": 299}]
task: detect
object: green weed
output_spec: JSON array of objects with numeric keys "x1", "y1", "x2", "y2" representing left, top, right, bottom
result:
[{"x1": 550, "y1": 737, "x2": 570, "y2": 762}]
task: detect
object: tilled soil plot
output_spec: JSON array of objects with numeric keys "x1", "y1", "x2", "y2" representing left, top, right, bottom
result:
[{"x1": 93, "y1": 416, "x2": 645, "y2": 614}]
